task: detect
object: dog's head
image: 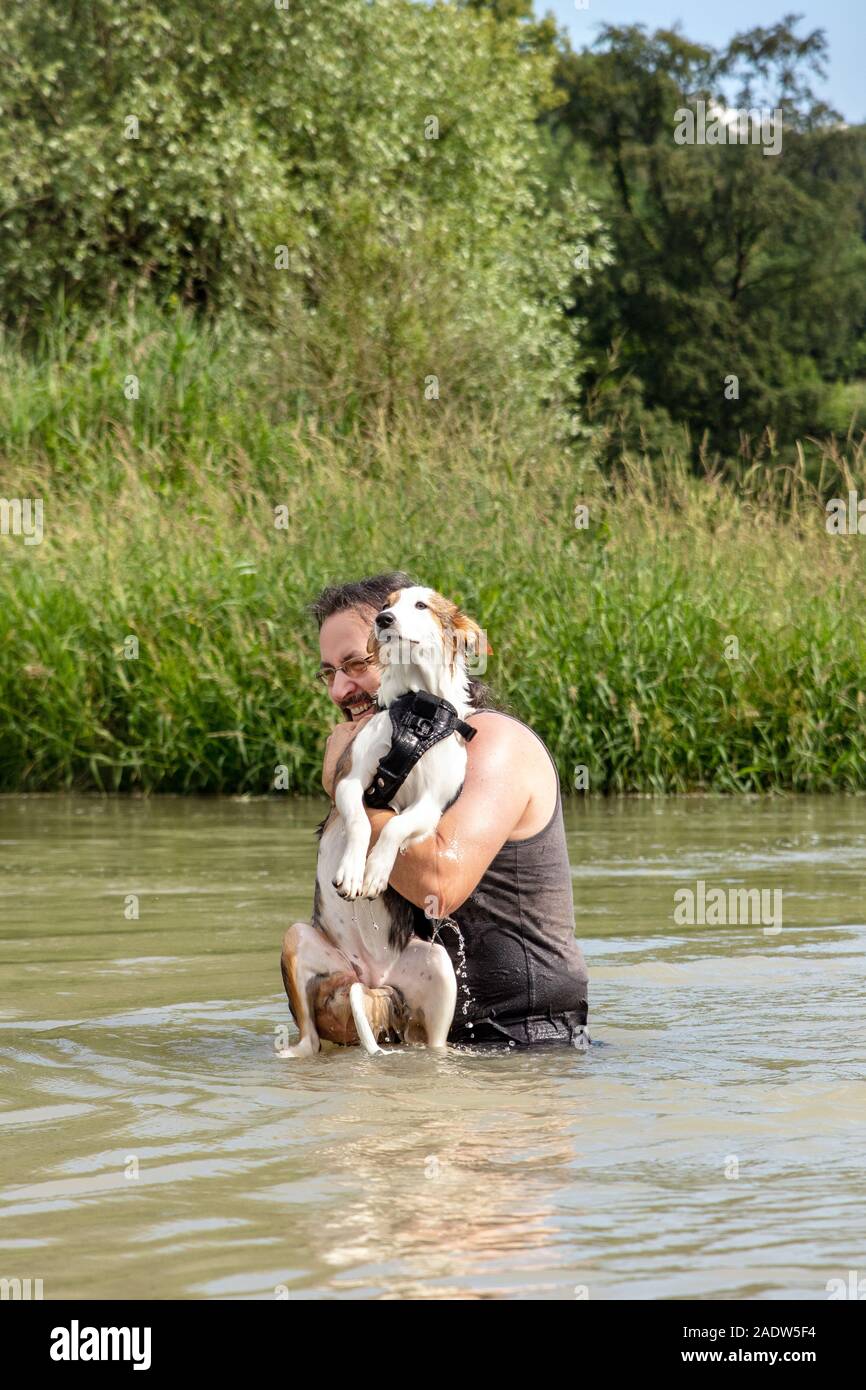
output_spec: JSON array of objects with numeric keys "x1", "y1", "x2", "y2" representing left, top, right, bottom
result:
[{"x1": 367, "y1": 586, "x2": 490, "y2": 694}]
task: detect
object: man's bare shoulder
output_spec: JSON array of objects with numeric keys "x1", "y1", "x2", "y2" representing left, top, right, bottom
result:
[
  {"x1": 463, "y1": 710, "x2": 556, "y2": 835},
  {"x1": 464, "y1": 710, "x2": 551, "y2": 771}
]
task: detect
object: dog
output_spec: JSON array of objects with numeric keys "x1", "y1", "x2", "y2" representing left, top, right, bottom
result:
[{"x1": 278, "y1": 585, "x2": 486, "y2": 1058}]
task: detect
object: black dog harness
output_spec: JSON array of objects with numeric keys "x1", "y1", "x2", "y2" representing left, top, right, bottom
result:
[{"x1": 363, "y1": 691, "x2": 477, "y2": 810}]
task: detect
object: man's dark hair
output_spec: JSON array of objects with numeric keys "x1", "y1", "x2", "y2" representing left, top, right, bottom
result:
[
  {"x1": 308, "y1": 571, "x2": 498, "y2": 711},
  {"x1": 308, "y1": 571, "x2": 417, "y2": 629}
]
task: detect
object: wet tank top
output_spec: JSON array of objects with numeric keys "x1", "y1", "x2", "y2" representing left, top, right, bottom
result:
[{"x1": 415, "y1": 710, "x2": 589, "y2": 1046}]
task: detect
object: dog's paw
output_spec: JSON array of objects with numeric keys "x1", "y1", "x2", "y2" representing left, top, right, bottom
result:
[
  {"x1": 276, "y1": 1037, "x2": 320, "y2": 1060},
  {"x1": 333, "y1": 852, "x2": 366, "y2": 900},
  {"x1": 360, "y1": 850, "x2": 395, "y2": 900}
]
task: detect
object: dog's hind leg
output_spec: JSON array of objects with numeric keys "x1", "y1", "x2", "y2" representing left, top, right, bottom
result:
[
  {"x1": 385, "y1": 938, "x2": 457, "y2": 1048},
  {"x1": 278, "y1": 921, "x2": 352, "y2": 1059},
  {"x1": 350, "y1": 983, "x2": 385, "y2": 1055}
]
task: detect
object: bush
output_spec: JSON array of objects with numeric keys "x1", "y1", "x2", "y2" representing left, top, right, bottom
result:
[{"x1": 0, "y1": 0, "x2": 608, "y2": 428}]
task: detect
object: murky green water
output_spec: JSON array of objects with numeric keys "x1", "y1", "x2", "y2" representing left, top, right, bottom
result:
[{"x1": 1, "y1": 794, "x2": 864, "y2": 1300}]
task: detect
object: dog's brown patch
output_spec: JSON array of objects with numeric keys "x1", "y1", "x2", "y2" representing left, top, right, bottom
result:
[
  {"x1": 313, "y1": 974, "x2": 406, "y2": 1045},
  {"x1": 332, "y1": 741, "x2": 355, "y2": 792},
  {"x1": 280, "y1": 928, "x2": 308, "y2": 1034},
  {"x1": 426, "y1": 591, "x2": 489, "y2": 675}
]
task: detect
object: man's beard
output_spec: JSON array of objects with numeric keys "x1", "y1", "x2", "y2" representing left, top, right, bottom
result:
[{"x1": 341, "y1": 691, "x2": 377, "y2": 721}]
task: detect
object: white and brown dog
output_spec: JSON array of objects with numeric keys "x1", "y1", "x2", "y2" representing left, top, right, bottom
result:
[{"x1": 278, "y1": 586, "x2": 485, "y2": 1058}]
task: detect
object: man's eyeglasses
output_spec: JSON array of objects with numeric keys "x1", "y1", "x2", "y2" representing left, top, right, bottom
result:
[{"x1": 314, "y1": 654, "x2": 377, "y2": 687}]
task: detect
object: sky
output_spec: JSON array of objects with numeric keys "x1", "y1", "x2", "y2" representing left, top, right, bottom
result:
[{"x1": 544, "y1": 0, "x2": 866, "y2": 123}]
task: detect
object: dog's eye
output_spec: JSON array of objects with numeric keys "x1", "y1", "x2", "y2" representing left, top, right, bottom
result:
[{"x1": 415, "y1": 601, "x2": 428, "y2": 610}]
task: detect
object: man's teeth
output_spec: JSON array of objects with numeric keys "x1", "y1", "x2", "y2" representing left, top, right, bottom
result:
[{"x1": 347, "y1": 697, "x2": 373, "y2": 716}]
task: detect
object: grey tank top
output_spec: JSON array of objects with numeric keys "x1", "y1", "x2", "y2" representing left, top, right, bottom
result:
[{"x1": 415, "y1": 709, "x2": 589, "y2": 1045}]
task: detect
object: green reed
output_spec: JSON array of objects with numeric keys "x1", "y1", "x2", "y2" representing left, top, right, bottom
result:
[{"x1": 2, "y1": 308, "x2": 865, "y2": 793}]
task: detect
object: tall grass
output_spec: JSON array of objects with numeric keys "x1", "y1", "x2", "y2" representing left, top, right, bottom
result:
[{"x1": 2, "y1": 309, "x2": 866, "y2": 793}]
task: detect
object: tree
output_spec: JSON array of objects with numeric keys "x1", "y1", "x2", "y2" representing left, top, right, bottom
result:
[{"x1": 551, "y1": 16, "x2": 866, "y2": 454}]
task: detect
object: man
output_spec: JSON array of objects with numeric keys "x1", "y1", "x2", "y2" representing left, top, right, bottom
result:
[{"x1": 287, "y1": 570, "x2": 589, "y2": 1048}]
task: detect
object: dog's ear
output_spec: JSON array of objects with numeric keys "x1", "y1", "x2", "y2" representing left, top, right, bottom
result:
[
  {"x1": 450, "y1": 610, "x2": 486, "y2": 659},
  {"x1": 427, "y1": 591, "x2": 492, "y2": 669},
  {"x1": 440, "y1": 601, "x2": 493, "y2": 666}
]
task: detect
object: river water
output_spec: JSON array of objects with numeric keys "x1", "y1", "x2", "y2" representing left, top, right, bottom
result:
[{"x1": 1, "y1": 794, "x2": 864, "y2": 1301}]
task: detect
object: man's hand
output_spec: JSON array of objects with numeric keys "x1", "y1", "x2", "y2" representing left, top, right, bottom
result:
[{"x1": 322, "y1": 710, "x2": 376, "y2": 799}]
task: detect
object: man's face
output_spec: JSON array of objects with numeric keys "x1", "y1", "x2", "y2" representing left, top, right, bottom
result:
[{"x1": 319, "y1": 606, "x2": 381, "y2": 720}]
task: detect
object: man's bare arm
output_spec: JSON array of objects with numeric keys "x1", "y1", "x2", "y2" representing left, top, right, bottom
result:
[{"x1": 363, "y1": 715, "x2": 533, "y2": 917}]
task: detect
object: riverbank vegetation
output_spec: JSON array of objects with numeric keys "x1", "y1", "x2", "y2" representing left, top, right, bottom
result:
[{"x1": 2, "y1": 307, "x2": 865, "y2": 793}]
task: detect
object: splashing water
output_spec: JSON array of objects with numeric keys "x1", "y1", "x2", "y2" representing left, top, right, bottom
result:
[{"x1": 431, "y1": 915, "x2": 475, "y2": 1032}]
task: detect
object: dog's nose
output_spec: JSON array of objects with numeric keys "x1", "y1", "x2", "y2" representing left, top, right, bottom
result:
[{"x1": 376, "y1": 611, "x2": 395, "y2": 629}]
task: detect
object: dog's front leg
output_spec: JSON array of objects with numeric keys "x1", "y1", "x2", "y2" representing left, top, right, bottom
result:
[
  {"x1": 361, "y1": 793, "x2": 440, "y2": 899},
  {"x1": 331, "y1": 717, "x2": 388, "y2": 900},
  {"x1": 333, "y1": 774, "x2": 373, "y2": 899}
]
